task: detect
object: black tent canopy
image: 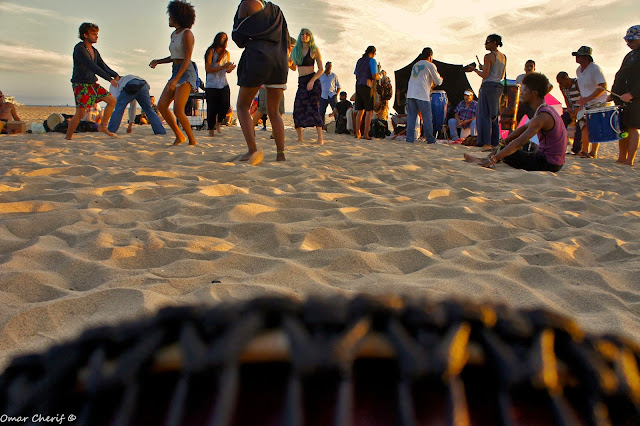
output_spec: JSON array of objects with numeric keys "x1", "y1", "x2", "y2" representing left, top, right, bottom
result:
[{"x1": 393, "y1": 57, "x2": 474, "y2": 116}]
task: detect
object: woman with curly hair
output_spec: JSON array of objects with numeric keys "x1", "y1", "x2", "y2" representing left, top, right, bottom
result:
[
  {"x1": 204, "y1": 32, "x2": 236, "y2": 137},
  {"x1": 149, "y1": 1, "x2": 197, "y2": 146},
  {"x1": 289, "y1": 28, "x2": 324, "y2": 144}
]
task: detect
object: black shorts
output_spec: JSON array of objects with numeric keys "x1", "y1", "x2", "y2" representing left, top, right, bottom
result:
[
  {"x1": 620, "y1": 102, "x2": 640, "y2": 130},
  {"x1": 355, "y1": 85, "x2": 374, "y2": 111}
]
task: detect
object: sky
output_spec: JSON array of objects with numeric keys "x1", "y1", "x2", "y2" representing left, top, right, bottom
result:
[{"x1": 0, "y1": 0, "x2": 637, "y2": 112}]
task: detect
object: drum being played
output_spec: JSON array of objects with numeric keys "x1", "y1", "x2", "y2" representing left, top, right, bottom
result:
[
  {"x1": 500, "y1": 80, "x2": 520, "y2": 131},
  {"x1": 430, "y1": 90, "x2": 448, "y2": 132},
  {"x1": 586, "y1": 105, "x2": 623, "y2": 143},
  {"x1": 1, "y1": 295, "x2": 639, "y2": 426}
]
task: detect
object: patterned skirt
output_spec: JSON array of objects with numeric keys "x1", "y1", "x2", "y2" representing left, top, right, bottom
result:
[{"x1": 293, "y1": 74, "x2": 323, "y2": 128}]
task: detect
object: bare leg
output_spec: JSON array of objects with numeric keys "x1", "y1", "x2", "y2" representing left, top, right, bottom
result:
[
  {"x1": 463, "y1": 152, "x2": 485, "y2": 164},
  {"x1": 617, "y1": 137, "x2": 629, "y2": 163},
  {"x1": 127, "y1": 122, "x2": 133, "y2": 133},
  {"x1": 158, "y1": 85, "x2": 186, "y2": 145},
  {"x1": 590, "y1": 142, "x2": 600, "y2": 158},
  {"x1": 173, "y1": 84, "x2": 196, "y2": 145},
  {"x1": 296, "y1": 127, "x2": 303, "y2": 142},
  {"x1": 316, "y1": 126, "x2": 324, "y2": 144},
  {"x1": 363, "y1": 110, "x2": 373, "y2": 139},
  {"x1": 266, "y1": 88, "x2": 286, "y2": 161},
  {"x1": 65, "y1": 107, "x2": 87, "y2": 140},
  {"x1": 624, "y1": 128, "x2": 639, "y2": 166},
  {"x1": 355, "y1": 110, "x2": 365, "y2": 138},
  {"x1": 216, "y1": 121, "x2": 222, "y2": 135},
  {"x1": 580, "y1": 126, "x2": 591, "y2": 157},
  {"x1": 237, "y1": 86, "x2": 261, "y2": 161},
  {"x1": 96, "y1": 95, "x2": 117, "y2": 137}
]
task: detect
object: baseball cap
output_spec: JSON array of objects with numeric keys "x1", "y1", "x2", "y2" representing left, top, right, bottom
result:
[
  {"x1": 571, "y1": 46, "x2": 593, "y2": 56},
  {"x1": 464, "y1": 90, "x2": 474, "y2": 96}
]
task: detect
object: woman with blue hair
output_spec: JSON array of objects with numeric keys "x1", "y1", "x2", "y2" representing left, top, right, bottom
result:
[{"x1": 289, "y1": 28, "x2": 324, "y2": 144}]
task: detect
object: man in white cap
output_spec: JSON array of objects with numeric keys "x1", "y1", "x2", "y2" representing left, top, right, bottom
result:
[
  {"x1": 573, "y1": 45, "x2": 608, "y2": 158},
  {"x1": 611, "y1": 25, "x2": 640, "y2": 166},
  {"x1": 447, "y1": 89, "x2": 477, "y2": 140}
]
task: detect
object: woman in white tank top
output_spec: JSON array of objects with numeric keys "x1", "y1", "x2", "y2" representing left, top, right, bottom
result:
[
  {"x1": 468, "y1": 34, "x2": 507, "y2": 150},
  {"x1": 149, "y1": 1, "x2": 198, "y2": 146}
]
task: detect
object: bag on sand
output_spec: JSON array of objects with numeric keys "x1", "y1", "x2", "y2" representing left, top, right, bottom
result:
[
  {"x1": 370, "y1": 119, "x2": 390, "y2": 138},
  {"x1": 463, "y1": 135, "x2": 477, "y2": 146}
]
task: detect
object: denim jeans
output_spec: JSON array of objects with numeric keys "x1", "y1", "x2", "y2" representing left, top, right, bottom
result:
[
  {"x1": 107, "y1": 80, "x2": 166, "y2": 135},
  {"x1": 406, "y1": 98, "x2": 435, "y2": 143},
  {"x1": 447, "y1": 118, "x2": 477, "y2": 140},
  {"x1": 477, "y1": 81, "x2": 503, "y2": 146},
  {"x1": 319, "y1": 94, "x2": 337, "y2": 124}
]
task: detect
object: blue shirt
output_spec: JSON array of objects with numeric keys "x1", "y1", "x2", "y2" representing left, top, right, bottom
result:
[
  {"x1": 319, "y1": 72, "x2": 340, "y2": 99},
  {"x1": 354, "y1": 56, "x2": 377, "y2": 86}
]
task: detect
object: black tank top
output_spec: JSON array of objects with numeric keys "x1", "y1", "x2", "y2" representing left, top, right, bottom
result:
[{"x1": 301, "y1": 49, "x2": 314, "y2": 66}]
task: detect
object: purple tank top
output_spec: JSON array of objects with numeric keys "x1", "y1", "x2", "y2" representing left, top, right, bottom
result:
[{"x1": 536, "y1": 105, "x2": 567, "y2": 166}]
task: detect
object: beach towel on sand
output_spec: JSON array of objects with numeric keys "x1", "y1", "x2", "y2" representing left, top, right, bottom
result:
[{"x1": 232, "y1": 2, "x2": 290, "y2": 87}]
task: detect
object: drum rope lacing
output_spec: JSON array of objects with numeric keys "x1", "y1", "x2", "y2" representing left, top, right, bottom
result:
[{"x1": 0, "y1": 296, "x2": 639, "y2": 426}]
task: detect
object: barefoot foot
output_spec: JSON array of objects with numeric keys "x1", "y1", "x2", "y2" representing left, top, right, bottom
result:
[
  {"x1": 172, "y1": 134, "x2": 187, "y2": 146},
  {"x1": 98, "y1": 125, "x2": 117, "y2": 138}
]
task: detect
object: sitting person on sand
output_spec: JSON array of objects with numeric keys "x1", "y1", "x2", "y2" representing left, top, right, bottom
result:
[
  {"x1": 233, "y1": 0, "x2": 290, "y2": 164},
  {"x1": 464, "y1": 72, "x2": 567, "y2": 172},
  {"x1": 329, "y1": 91, "x2": 352, "y2": 134},
  {"x1": 0, "y1": 90, "x2": 21, "y2": 124},
  {"x1": 67, "y1": 22, "x2": 119, "y2": 140}
]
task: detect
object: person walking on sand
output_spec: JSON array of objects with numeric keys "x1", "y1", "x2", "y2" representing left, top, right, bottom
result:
[
  {"x1": 464, "y1": 73, "x2": 567, "y2": 172},
  {"x1": 66, "y1": 22, "x2": 119, "y2": 140},
  {"x1": 290, "y1": 28, "x2": 324, "y2": 144},
  {"x1": 611, "y1": 25, "x2": 640, "y2": 166},
  {"x1": 204, "y1": 32, "x2": 236, "y2": 137},
  {"x1": 149, "y1": 1, "x2": 198, "y2": 146},
  {"x1": 466, "y1": 34, "x2": 506, "y2": 151},
  {"x1": 233, "y1": 0, "x2": 290, "y2": 164},
  {"x1": 353, "y1": 46, "x2": 380, "y2": 140}
]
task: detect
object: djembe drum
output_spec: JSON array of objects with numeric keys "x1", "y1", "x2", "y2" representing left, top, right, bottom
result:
[
  {"x1": 500, "y1": 80, "x2": 521, "y2": 132},
  {"x1": 1, "y1": 295, "x2": 639, "y2": 425}
]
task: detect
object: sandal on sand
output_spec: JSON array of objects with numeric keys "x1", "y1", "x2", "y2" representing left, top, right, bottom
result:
[{"x1": 578, "y1": 152, "x2": 593, "y2": 158}]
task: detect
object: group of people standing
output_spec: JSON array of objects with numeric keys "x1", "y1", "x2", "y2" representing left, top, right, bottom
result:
[
  {"x1": 464, "y1": 27, "x2": 640, "y2": 171},
  {"x1": 64, "y1": 0, "x2": 638, "y2": 169}
]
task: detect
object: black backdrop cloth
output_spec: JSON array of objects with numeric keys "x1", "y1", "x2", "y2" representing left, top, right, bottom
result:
[{"x1": 393, "y1": 57, "x2": 474, "y2": 117}]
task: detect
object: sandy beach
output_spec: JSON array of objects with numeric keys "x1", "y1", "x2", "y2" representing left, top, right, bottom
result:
[{"x1": 0, "y1": 105, "x2": 639, "y2": 368}]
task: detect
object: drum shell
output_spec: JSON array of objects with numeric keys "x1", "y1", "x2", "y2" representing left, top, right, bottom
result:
[
  {"x1": 586, "y1": 106, "x2": 620, "y2": 143},
  {"x1": 500, "y1": 81, "x2": 520, "y2": 131},
  {"x1": 430, "y1": 90, "x2": 448, "y2": 131}
]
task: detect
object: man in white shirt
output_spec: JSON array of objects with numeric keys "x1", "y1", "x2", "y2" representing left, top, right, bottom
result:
[
  {"x1": 573, "y1": 46, "x2": 608, "y2": 158},
  {"x1": 406, "y1": 47, "x2": 443, "y2": 143},
  {"x1": 318, "y1": 61, "x2": 340, "y2": 126}
]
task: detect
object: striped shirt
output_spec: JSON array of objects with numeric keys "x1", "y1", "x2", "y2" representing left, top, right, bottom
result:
[{"x1": 560, "y1": 78, "x2": 581, "y2": 112}]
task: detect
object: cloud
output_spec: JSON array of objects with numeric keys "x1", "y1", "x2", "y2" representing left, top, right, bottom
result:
[
  {"x1": 0, "y1": 41, "x2": 71, "y2": 74},
  {"x1": 0, "y1": 2, "x2": 77, "y2": 24}
]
